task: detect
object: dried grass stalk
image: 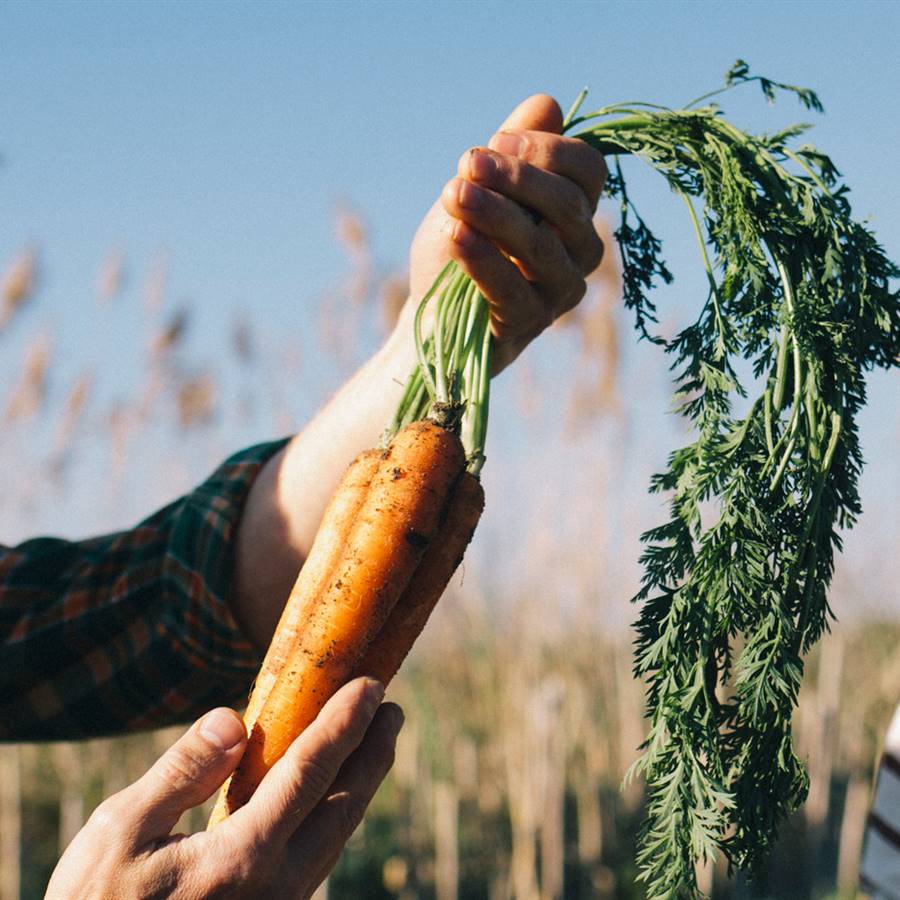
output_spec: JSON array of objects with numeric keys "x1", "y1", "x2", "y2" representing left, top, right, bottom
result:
[
  {"x1": 1, "y1": 246, "x2": 38, "y2": 330},
  {"x1": 96, "y1": 248, "x2": 125, "y2": 302},
  {"x1": 5, "y1": 333, "x2": 51, "y2": 423}
]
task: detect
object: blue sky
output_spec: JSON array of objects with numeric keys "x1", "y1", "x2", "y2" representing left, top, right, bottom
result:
[{"x1": 1, "y1": 0, "x2": 898, "y2": 617}]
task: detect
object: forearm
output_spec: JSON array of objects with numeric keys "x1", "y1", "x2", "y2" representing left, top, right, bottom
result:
[{"x1": 230, "y1": 314, "x2": 419, "y2": 652}]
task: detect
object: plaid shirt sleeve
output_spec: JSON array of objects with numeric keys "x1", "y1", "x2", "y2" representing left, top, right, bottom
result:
[{"x1": 0, "y1": 438, "x2": 289, "y2": 741}]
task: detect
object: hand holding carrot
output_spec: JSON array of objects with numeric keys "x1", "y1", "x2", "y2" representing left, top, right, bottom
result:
[{"x1": 46, "y1": 679, "x2": 402, "y2": 900}]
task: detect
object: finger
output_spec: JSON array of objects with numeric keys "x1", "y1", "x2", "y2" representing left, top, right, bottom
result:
[
  {"x1": 230, "y1": 677, "x2": 384, "y2": 850},
  {"x1": 442, "y1": 177, "x2": 586, "y2": 316},
  {"x1": 488, "y1": 131, "x2": 608, "y2": 210},
  {"x1": 288, "y1": 703, "x2": 404, "y2": 890},
  {"x1": 496, "y1": 93, "x2": 563, "y2": 134},
  {"x1": 116, "y1": 708, "x2": 246, "y2": 845},
  {"x1": 445, "y1": 222, "x2": 552, "y2": 342},
  {"x1": 459, "y1": 149, "x2": 605, "y2": 277}
]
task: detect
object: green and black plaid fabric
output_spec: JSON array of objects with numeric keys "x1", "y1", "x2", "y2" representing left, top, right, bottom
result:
[{"x1": 0, "y1": 438, "x2": 289, "y2": 741}]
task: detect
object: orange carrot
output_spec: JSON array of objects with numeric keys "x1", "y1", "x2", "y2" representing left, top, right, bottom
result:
[
  {"x1": 353, "y1": 471, "x2": 484, "y2": 687},
  {"x1": 215, "y1": 419, "x2": 465, "y2": 819},
  {"x1": 208, "y1": 449, "x2": 380, "y2": 826}
]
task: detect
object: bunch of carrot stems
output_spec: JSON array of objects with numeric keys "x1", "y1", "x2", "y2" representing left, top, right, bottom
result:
[{"x1": 382, "y1": 260, "x2": 492, "y2": 474}]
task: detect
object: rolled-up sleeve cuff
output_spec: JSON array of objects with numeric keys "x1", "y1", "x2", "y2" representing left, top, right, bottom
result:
[{"x1": 159, "y1": 438, "x2": 290, "y2": 716}]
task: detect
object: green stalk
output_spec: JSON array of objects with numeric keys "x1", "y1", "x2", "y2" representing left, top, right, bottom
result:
[{"x1": 679, "y1": 189, "x2": 725, "y2": 350}]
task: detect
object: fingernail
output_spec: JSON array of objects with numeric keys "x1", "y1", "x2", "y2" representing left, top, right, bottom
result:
[
  {"x1": 363, "y1": 678, "x2": 385, "y2": 713},
  {"x1": 490, "y1": 131, "x2": 524, "y2": 156},
  {"x1": 458, "y1": 180, "x2": 484, "y2": 210},
  {"x1": 468, "y1": 149, "x2": 495, "y2": 182},
  {"x1": 199, "y1": 709, "x2": 246, "y2": 752}
]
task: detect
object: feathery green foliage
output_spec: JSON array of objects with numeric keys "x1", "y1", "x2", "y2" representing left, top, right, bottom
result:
[
  {"x1": 389, "y1": 61, "x2": 900, "y2": 895},
  {"x1": 570, "y1": 61, "x2": 899, "y2": 896}
]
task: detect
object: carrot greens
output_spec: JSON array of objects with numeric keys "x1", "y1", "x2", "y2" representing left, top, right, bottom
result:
[{"x1": 389, "y1": 61, "x2": 899, "y2": 896}]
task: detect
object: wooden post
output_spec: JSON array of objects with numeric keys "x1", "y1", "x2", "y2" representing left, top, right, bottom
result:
[
  {"x1": 434, "y1": 781, "x2": 459, "y2": 900},
  {"x1": 0, "y1": 746, "x2": 21, "y2": 900}
]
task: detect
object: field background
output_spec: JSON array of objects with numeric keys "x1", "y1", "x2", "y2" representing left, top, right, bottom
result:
[{"x1": 2, "y1": 2, "x2": 899, "y2": 897}]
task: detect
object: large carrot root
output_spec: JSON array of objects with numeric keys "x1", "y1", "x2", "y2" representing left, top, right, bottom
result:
[
  {"x1": 244, "y1": 450, "x2": 381, "y2": 728},
  {"x1": 353, "y1": 471, "x2": 484, "y2": 687},
  {"x1": 208, "y1": 449, "x2": 380, "y2": 827},
  {"x1": 213, "y1": 419, "x2": 465, "y2": 820}
]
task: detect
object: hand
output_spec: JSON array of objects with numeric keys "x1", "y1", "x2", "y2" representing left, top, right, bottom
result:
[
  {"x1": 46, "y1": 679, "x2": 403, "y2": 900},
  {"x1": 408, "y1": 93, "x2": 607, "y2": 372}
]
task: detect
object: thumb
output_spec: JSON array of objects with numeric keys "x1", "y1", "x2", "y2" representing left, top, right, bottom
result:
[
  {"x1": 496, "y1": 93, "x2": 563, "y2": 135},
  {"x1": 124, "y1": 707, "x2": 246, "y2": 843}
]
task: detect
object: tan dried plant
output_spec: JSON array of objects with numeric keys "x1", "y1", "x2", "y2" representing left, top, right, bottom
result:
[
  {"x1": 176, "y1": 371, "x2": 217, "y2": 428},
  {"x1": 5, "y1": 333, "x2": 51, "y2": 423},
  {"x1": 106, "y1": 401, "x2": 132, "y2": 485},
  {"x1": 317, "y1": 202, "x2": 376, "y2": 369},
  {"x1": 334, "y1": 201, "x2": 372, "y2": 307},
  {"x1": 149, "y1": 307, "x2": 190, "y2": 357},
  {"x1": 379, "y1": 272, "x2": 409, "y2": 335},
  {"x1": 1, "y1": 246, "x2": 38, "y2": 331},
  {"x1": 231, "y1": 313, "x2": 255, "y2": 364},
  {"x1": 48, "y1": 370, "x2": 94, "y2": 478},
  {"x1": 96, "y1": 248, "x2": 125, "y2": 302}
]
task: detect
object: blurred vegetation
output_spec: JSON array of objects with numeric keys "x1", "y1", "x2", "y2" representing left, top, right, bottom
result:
[
  {"x1": 0, "y1": 211, "x2": 893, "y2": 898},
  {"x1": 2, "y1": 621, "x2": 896, "y2": 898}
]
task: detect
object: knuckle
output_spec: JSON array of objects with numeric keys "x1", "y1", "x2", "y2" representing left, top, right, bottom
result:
[
  {"x1": 157, "y1": 745, "x2": 208, "y2": 791},
  {"x1": 576, "y1": 190, "x2": 594, "y2": 226},
  {"x1": 557, "y1": 187, "x2": 591, "y2": 236},
  {"x1": 527, "y1": 223, "x2": 560, "y2": 271},
  {"x1": 88, "y1": 795, "x2": 124, "y2": 833},
  {"x1": 335, "y1": 791, "x2": 370, "y2": 842},
  {"x1": 512, "y1": 132, "x2": 534, "y2": 161},
  {"x1": 198, "y1": 849, "x2": 259, "y2": 896},
  {"x1": 493, "y1": 153, "x2": 519, "y2": 188},
  {"x1": 447, "y1": 222, "x2": 483, "y2": 261},
  {"x1": 441, "y1": 177, "x2": 461, "y2": 210},
  {"x1": 540, "y1": 139, "x2": 565, "y2": 173},
  {"x1": 293, "y1": 751, "x2": 338, "y2": 799}
]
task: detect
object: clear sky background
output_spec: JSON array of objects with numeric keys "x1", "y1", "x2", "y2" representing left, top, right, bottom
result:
[{"x1": 1, "y1": 0, "x2": 898, "y2": 620}]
